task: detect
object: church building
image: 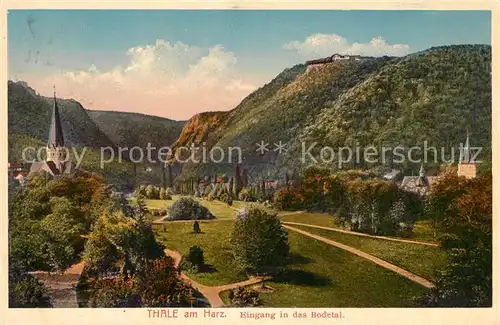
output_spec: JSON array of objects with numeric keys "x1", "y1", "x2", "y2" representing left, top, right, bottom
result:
[
  {"x1": 29, "y1": 87, "x2": 77, "y2": 177},
  {"x1": 400, "y1": 132, "x2": 477, "y2": 195}
]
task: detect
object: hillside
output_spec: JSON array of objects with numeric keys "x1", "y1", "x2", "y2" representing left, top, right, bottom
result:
[
  {"x1": 171, "y1": 111, "x2": 228, "y2": 150},
  {"x1": 8, "y1": 45, "x2": 492, "y2": 186},
  {"x1": 8, "y1": 81, "x2": 182, "y2": 189},
  {"x1": 87, "y1": 110, "x2": 185, "y2": 150},
  {"x1": 294, "y1": 45, "x2": 491, "y2": 171},
  {"x1": 8, "y1": 81, "x2": 115, "y2": 149},
  {"x1": 176, "y1": 45, "x2": 491, "y2": 180},
  {"x1": 8, "y1": 133, "x2": 165, "y2": 190}
]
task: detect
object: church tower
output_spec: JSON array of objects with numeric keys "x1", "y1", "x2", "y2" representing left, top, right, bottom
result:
[
  {"x1": 46, "y1": 86, "x2": 67, "y2": 164},
  {"x1": 457, "y1": 130, "x2": 477, "y2": 179}
]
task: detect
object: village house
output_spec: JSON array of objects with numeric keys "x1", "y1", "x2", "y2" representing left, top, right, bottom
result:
[{"x1": 8, "y1": 162, "x2": 28, "y2": 186}]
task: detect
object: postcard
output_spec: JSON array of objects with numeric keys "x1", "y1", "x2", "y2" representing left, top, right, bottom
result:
[{"x1": 1, "y1": 1, "x2": 498, "y2": 325}]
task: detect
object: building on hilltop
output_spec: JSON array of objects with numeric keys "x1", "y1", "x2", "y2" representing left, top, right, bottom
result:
[
  {"x1": 29, "y1": 86, "x2": 78, "y2": 177},
  {"x1": 305, "y1": 53, "x2": 365, "y2": 72}
]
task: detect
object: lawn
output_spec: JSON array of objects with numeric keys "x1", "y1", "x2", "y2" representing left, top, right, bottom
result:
[
  {"x1": 198, "y1": 199, "x2": 239, "y2": 220},
  {"x1": 153, "y1": 220, "x2": 246, "y2": 286},
  {"x1": 154, "y1": 217, "x2": 429, "y2": 307},
  {"x1": 412, "y1": 220, "x2": 440, "y2": 242},
  {"x1": 279, "y1": 212, "x2": 441, "y2": 243},
  {"x1": 278, "y1": 212, "x2": 341, "y2": 228},
  {"x1": 222, "y1": 231, "x2": 429, "y2": 307},
  {"x1": 289, "y1": 225, "x2": 447, "y2": 281},
  {"x1": 144, "y1": 198, "x2": 177, "y2": 210},
  {"x1": 152, "y1": 196, "x2": 433, "y2": 307},
  {"x1": 129, "y1": 196, "x2": 180, "y2": 211}
]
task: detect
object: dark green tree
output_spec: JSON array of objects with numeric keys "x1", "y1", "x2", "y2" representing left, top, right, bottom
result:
[{"x1": 230, "y1": 206, "x2": 289, "y2": 274}]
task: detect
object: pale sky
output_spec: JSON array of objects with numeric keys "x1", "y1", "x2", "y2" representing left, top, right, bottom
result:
[{"x1": 8, "y1": 10, "x2": 491, "y2": 120}]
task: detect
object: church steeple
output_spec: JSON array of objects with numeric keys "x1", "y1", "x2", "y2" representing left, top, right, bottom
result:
[
  {"x1": 416, "y1": 162, "x2": 429, "y2": 187},
  {"x1": 47, "y1": 85, "x2": 64, "y2": 148},
  {"x1": 457, "y1": 128, "x2": 477, "y2": 179},
  {"x1": 46, "y1": 85, "x2": 67, "y2": 163},
  {"x1": 419, "y1": 163, "x2": 425, "y2": 177},
  {"x1": 460, "y1": 128, "x2": 472, "y2": 163}
]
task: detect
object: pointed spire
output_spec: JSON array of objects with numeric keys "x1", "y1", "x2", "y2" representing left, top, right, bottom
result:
[
  {"x1": 419, "y1": 162, "x2": 425, "y2": 177},
  {"x1": 416, "y1": 162, "x2": 428, "y2": 187},
  {"x1": 461, "y1": 128, "x2": 472, "y2": 163},
  {"x1": 47, "y1": 85, "x2": 65, "y2": 148}
]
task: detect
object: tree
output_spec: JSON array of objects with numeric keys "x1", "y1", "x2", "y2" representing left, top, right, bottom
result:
[
  {"x1": 180, "y1": 245, "x2": 205, "y2": 273},
  {"x1": 159, "y1": 188, "x2": 167, "y2": 200},
  {"x1": 8, "y1": 257, "x2": 52, "y2": 308},
  {"x1": 193, "y1": 220, "x2": 201, "y2": 234},
  {"x1": 419, "y1": 175, "x2": 492, "y2": 307},
  {"x1": 39, "y1": 197, "x2": 84, "y2": 272},
  {"x1": 230, "y1": 206, "x2": 289, "y2": 274},
  {"x1": 167, "y1": 197, "x2": 215, "y2": 221},
  {"x1": 384, "y1": 198, "x2": 410, "y2": 236}
]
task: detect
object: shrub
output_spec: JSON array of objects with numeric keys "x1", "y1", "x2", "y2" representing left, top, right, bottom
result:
[
  {"x1": 216, "y1": 186, "x2": 225, "y2": 199},
  {"x1": 167, "y1": 197, "x2": 215, "y2": 221},
  {"x1": 89, "y1": 277, "x2": 141, "y2": 308},
  {"x1": 145, "y1": 185, "x2": 159, "y2": 199},
  {"x1": 273, "y1": 186, "x2": 306, "y2": 210},
  {"x1": 238, "y1": 187, "x2": 255, "y2": 202},
  {"x1": 203, "y1": 186, "x2": 212, "y2": 198},
  {"x1": 159, "y1": 188, "x2": 167, "y2": 200},
  {"x1": 220, "y1": 193, "x2": 233, "y2": 206},
  {"x1": 180, "y1": 245, "x2": 204, "y2": 273},
  {"x1": 8, "y1": 262, "x2": 52, "y2": 308},
  {"x1": 230, "y1": 206, "x2": 289, "y2": 274},
  {"x1": 193, "y1": 220, "x2": 201, "y2": 233},
  {"x1": 228, "y1": 287, "x2": 261, "y2": 307},
  {"x1": 89, "y1": 257, "x2": 193, "y2": 307},
  {"x1": 150, "y1": 209, "x2": 168, "y2": 217}
]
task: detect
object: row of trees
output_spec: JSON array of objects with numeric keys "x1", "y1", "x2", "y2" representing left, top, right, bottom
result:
[
  {"x1": 273, "y1": 167, "x2": 421, "y2": 236},
  {"x1": 136, "y1": 185, "x2": 172, "y2": 200}
]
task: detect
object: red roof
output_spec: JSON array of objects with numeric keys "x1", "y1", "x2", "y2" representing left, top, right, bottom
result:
[{"x1": 8, "y1": 162, "x2": 21, "y2": 168}]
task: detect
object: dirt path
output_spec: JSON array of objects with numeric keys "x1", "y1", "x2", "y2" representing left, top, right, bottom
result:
[
  {"x1": 31, "y1": 262, "x2": 85, "y2": 308},
  {"x1": 282, "y1": 221, "x2": 439, "y2": 247},
  {"x1": 165, "y1": 249, "x2": 269, "y2": 307},
  {"x1": 284, "y1": 225, "x2": 435, "y2": 289}
]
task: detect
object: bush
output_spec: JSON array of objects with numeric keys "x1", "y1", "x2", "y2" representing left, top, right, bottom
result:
[
  {"x1": 193, "y1": 220, "x2": 201, "y2": 233},
  {"x1": 180, "y1": 245, "x2": 204, "y2": 273},
  {"x1": 9, "y1": 262, "x2": 52, "y2": 308},
  {"x1": 137, "y1": 185, "x2": 167, "y2": 200},
  {"x1": 150, "y1": 209, "x2": 168, "y2": 217},
  {"x1": 203, "y1": 186, "x2": 212, "y2": 198},
  {"x1": 220, "y1": 193, "x2": 233, "y2": 206},
  {"x1": 89, "y1": 257, "x2": 194, "y2": 307},
  {"x1": 228, "y1": 286, "x2": 261, "y2": 307},
  {"x1": 273, "y1": 186, "x2": 306, "y2": 210},
  {"x1": 89, "y1": 277, "x2": 141, "y2": 308},
  {"x1": 230, "y1": 206, "x2": 289, "y2": 274},
  {"x1": 238, "y1": 187, "x2": 256, "y2": 202},
  {"x1": 167, "y1": 197, "x2": 215, "y2": 221}
]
